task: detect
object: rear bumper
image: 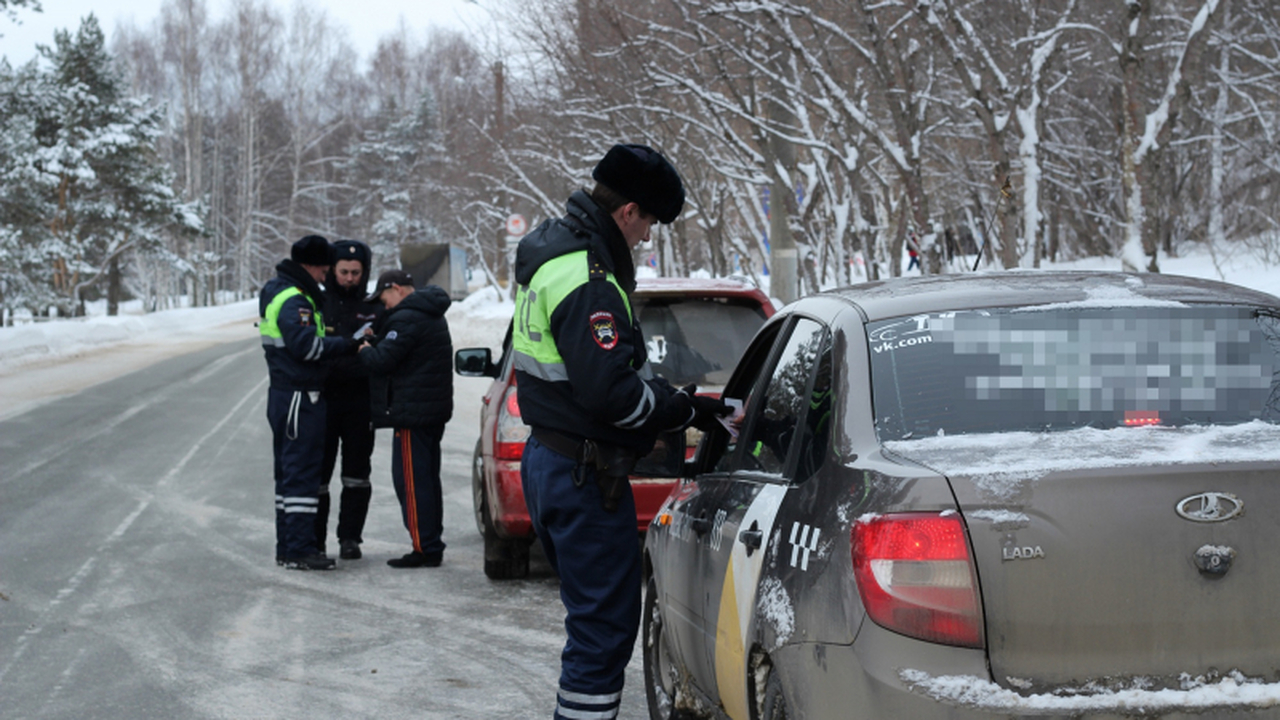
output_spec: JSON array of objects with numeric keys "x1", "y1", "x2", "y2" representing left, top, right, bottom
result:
[
  {"x1": 488, "y1": 461, "x2": 676, "y2": 538},
  {"x1": 490, "y1": 460, "x2": 532, "y2": 538},
  {"x1": 774, "y1": 621, "x2": 1280, "y2": 718}
]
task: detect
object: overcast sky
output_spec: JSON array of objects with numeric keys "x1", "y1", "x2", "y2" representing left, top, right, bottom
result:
[{"x1": 0, "y1": 0, "x2": 490, "y2": 66}]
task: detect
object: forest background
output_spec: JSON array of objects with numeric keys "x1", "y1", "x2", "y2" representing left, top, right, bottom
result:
[{"x1": 1, "y1": 0, "x2": 1278, "y2": 319}]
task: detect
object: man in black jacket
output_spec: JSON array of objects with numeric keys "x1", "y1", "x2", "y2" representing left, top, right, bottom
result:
[
  {"x1": 318, "y1": 239, "x2": 381, "y2": 560},
  {"x1": 259, "y1": 235, "x2": 351, "y2": 571},
  {"x1": 358, "y1": 269, "x2": 454, "y2": 568}
]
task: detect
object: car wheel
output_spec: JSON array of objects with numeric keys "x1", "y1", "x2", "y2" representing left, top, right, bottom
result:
[
  {"x1": 756, "y1": 665, "x2": 789, "y2": 720},
  {"x1": 471, "y1": 440, "x2": 486, "y2": 536},
  {"x1": 483, "y1": 532, "x2": 531, "y2": 580},
  {"x1": 474, "y1": 439, "x2": 532, "y2": 580},
  {"x1": 644, "y1": 575, "x2": 697, "y2": 719}
]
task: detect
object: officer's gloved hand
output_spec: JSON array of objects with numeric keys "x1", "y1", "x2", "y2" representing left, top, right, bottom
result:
[{"x1": 679, "y1": 383, "x2": 730, "y2": 432}]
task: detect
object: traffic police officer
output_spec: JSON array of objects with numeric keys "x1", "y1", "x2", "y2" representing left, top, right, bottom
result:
[
  {"x1": 512, "y1": 144, "x2": 727, "y2": 719},
  {"x1": 260, "y1": 235, "x2": 351, "y2": 571},
  {"x1": 317, "y1": 239, "x2": 381, "y2": 560}
]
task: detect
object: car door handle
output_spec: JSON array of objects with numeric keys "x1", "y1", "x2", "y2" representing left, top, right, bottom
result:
[
  {"x1": 738, "y1": 528, "x2": 763, "y2": 555},
  {"x1": 690, "y1": 514, "x2": 712, "y2": 536}
]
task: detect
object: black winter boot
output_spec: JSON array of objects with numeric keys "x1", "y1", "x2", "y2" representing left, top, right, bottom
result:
[
  {"x1": 387, "y1": 551, "x2": 441, "y2": 568},
  {"x1": 284, "y1": 553, "x2": 337, "y2": 571},
  {"x1": 339, "y1": 539, "x2": 362, "y2": 560},
  {"x1": 314, "y1": 492, "x2": 331, "y2": 556}
]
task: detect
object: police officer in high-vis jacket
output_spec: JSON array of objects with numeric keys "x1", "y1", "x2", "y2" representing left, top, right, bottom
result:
[
  {"x1": 512, "y1": 144, "x2": 728, "y2": 720},
  {"x1": 259, "y1": 235, "x2": 351, "y2": 571}
]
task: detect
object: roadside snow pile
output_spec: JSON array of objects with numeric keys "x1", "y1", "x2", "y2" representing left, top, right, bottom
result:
[
  {"x1": 902, "y1": 669, "x2": 1280, "y2": 714},
  {"x1": 0, "y1": 300, "x2": 258, "y2": 372},
  {"x1": 447, "y1": 285, "x2": 514, "y2": 351},
  {"x1": 0, "y1": 284, "x2": 517, "y2": 376}
]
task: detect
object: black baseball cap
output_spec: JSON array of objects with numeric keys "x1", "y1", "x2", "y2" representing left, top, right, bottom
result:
[{"x1": 364, "y1": 269, "x2": 414, "y2": 302}]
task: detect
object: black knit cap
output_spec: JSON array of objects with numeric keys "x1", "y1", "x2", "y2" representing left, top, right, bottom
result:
[
  {"x1": 291, "y1": 234, "x2": 333, "y2": 266},
  {"x1": 591, "y1": 143, "x2": 685, "y2": 224}
]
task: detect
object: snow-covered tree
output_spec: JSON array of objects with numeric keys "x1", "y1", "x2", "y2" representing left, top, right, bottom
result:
[
  {"x1": 0, "y1": 15, "x2": 200, "y2": 316},
  {"x1": 344, "y1": 91, "x2": 446, "y2": 270}
]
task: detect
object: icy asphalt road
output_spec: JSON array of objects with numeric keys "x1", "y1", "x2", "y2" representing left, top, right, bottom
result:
[{"x1": 0, "y1": 337, "x2": 649, "y2": 719}]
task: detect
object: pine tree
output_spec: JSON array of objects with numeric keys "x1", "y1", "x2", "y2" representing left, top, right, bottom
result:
[
  {"x1": 0, "y1": 59, "x2": 60, "y2": 314},
  {"x1": 0, "y1": 15, "x2": 202, "y2": 317}
]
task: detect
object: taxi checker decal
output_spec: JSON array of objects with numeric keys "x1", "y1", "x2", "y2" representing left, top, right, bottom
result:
[
  {"x1": 789, "y1": 522, "x2": 821, "y2": 570},
  {"x1": 590, "y1": 311, "x2": 618, "y2": 350},
  {"x1": 714, "y1": 484, "x2": 787, "y2": 720}
]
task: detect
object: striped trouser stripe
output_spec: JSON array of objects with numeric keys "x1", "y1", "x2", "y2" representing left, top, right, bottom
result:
[
  {"x1": 282, "y1": 496, "x2": 319, "y2": 514},
  {"x1": 555, "y1": 689, "x2": 620, "y2": 720}
]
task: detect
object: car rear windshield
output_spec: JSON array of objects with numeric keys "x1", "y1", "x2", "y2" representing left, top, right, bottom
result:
[
  {"x1": 868, "y1": 305, "x2": 1280, "y2": 440},
  {"x1": 637, "y1": 296, "x2": 768, "y2": 387}
]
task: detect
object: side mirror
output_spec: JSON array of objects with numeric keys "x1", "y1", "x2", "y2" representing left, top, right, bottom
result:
[{"x1": 455, "y1": 347, "x2": 499, "y2": 378}]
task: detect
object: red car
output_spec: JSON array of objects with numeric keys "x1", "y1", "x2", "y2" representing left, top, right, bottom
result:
[{"x1": 455, "y1": 277, "x2": 775, "y2": 579}]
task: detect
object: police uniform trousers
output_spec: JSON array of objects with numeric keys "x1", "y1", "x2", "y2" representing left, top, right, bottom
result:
[
  {"x1": 392, "y1": 426, "x2": 446, "y2": 557},
  {"x1": 267, "y1": 387, "x2": 326, "y2": 560},
  {"x1": 317, "y1": 386, "x2": 375, "y2": 550},
  {"x1": 521, "y1": 436, "x2": 641, "y2": 720}
]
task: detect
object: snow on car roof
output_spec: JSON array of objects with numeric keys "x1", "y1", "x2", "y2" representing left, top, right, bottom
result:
[
  {"x1": 826, "y1": 271, "x2": 1280, "y2": 323},
  {"x1": 634, "y1": 276, "x2": 765, "y2": 295}
]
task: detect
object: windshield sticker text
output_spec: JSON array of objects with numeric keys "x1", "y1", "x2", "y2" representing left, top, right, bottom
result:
[{"x1": 872, "y1": 335, "x2": 934, "y2": 354}]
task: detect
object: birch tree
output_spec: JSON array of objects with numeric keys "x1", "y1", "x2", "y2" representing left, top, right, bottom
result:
[{"x1": 1117, "y1": 0, "x2": 1222, "y2": 271}]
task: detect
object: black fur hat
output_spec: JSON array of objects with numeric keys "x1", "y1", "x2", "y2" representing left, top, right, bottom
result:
[
  {"x1": 591, "y1": 144, "x2": 685, "y2": 224},
  {"x1": 291, "y1": 234, "x2": 333, "y2": 266}
]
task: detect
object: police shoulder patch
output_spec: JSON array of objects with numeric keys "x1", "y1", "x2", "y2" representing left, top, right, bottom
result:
[
  {"x1": 385, "y1": 330, "x2": 398, "y2": 341},
  {"x1": 298, "y1": 307, "x2": 313, "y2": 326},
  {"x1": 590, "y1": 311, "x2": 619, "y2": 350}
]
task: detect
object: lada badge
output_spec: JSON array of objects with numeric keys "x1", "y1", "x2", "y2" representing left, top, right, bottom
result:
[{"x1": 1175, "y1": 492, "x2": 1243, "y2": 523}]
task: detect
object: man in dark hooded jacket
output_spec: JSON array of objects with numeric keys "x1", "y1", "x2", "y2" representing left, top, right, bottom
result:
[
  {"x1": 317, "y1": 239, "x2": 381, "y2": 560},
  {"x1": 259, "y1": 235, "x2": 351, "y2": 571},
  {"x1": 358, "y1": 270, "x2": 454, "y2": 568},
  {"x1": 511, "y1": 144, "x2": 728, "y2": 720}
]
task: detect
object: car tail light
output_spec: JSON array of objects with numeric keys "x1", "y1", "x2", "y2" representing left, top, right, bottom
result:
[
  {"x1": 851, "y1": 513, "x2": 984, "y2": 648},
  {"x1": 495, "y1": 384, "x2": 530, "y2": 461}
]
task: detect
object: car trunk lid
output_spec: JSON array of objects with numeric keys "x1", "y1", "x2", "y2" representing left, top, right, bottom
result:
[{"x1": 887, "y1": 421, "x2": 1280, "y2": 691}]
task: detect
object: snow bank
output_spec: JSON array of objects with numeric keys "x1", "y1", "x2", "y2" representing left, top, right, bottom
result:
[
  {"x1": 448, "y1": 285, "x2": 515, "y2": 351},
  {"x1": 0, "y1": 300, "x2": 260, "y2": 372},
  {"x1": 0, "y1": 285, "x2": 516, "y2": 375}
]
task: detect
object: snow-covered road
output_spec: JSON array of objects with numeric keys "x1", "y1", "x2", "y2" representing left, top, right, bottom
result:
[{"x1": 0, "y1": 289, "x2": 654, "y2": 719}]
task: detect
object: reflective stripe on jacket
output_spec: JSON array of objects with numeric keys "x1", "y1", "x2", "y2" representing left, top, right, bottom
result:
[
  {"x1": 259, "y1": 266, "x2": 346, "y2": 391},
  {"x1": 513, "y1": 249, "x2": 681, "y2": 453},
  {"x1": 511, "y1": 191, "x2": 693, "y2": 454},
  {"x1": 261, "y1": 286, "x2": 326, "y2": 348}
]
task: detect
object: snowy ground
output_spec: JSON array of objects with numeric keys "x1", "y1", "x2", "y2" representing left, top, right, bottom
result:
[{"x1": 0, "y1": 285, "x2": 516, "y2": 423}]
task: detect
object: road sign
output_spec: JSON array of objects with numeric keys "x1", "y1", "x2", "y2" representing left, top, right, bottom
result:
[{"x1": 506, "y1": 213, "x2": 527, "y2": 236}]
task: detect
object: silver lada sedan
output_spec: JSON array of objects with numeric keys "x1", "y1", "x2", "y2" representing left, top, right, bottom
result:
[{"x1": 643, "y1": 271, "x2": 1280, "y2": 720}]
